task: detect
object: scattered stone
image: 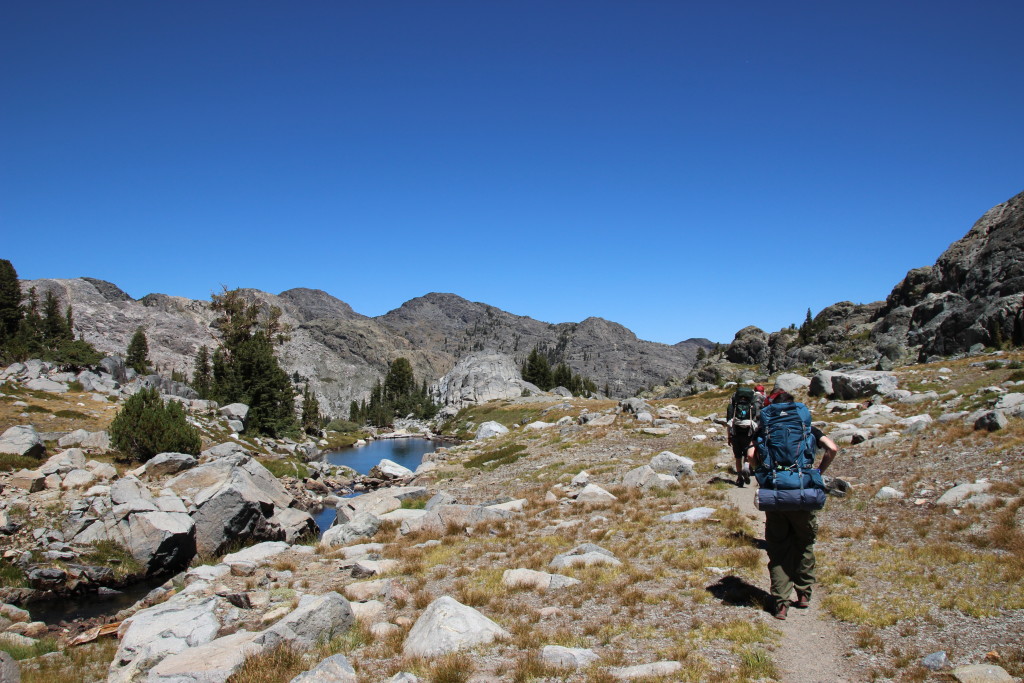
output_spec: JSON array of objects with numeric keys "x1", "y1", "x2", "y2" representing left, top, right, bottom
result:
[
  {"x1": 950, "y1": 664, "x2": 1013, "y2": 682},
  {"x1": 289, "y1": 654, "x2": 358, "y2": 683},
  {"x1": 648, "y1": 450, "x2": 695, "y2": 478},
  {"x1": 922, "y1": 651, "x2": 949, "y2": 671},
  {"x1": 550, "y1": 544, "x2": 622, "y2": 570},
  {"x1": 574, "y1": 484, "x2": 617, "y2": 504},
  {"x1": 368, "y1": 459, "x2": 414, "y2": 480},
  {"x1": 402, "y1": 596, "x2": 509, "y2": 657},
  {"x1": 622, "y1": 465, "x2": 678, "y2": 491},
  {"x1": 541, "y1": 645, "x2": 600, "y2": 669},
  {"x1": 145, "y1": 452, "x2": 198, "y2": 477},
  {"x1": 474, "y1": 421, "x2": 509, "y2": 440},
  {"x1": 876, "y1": 486, "x2": 905, "y2": 500},
  {"x1": 501, "y1": 568, "x2": 581, "y2": 591},
  {"x1": 936, "y1": 482, "x2": 992, "y2": 506},
  {"x1": 974, "y1": 411, "x2": 1008, "y2": 432},
  {"x1": 608, "y1": 661, "x2": 682, "y2": 680},
  {"x1": 661, "y1": 507, "x2": 715, "y2": 523}
]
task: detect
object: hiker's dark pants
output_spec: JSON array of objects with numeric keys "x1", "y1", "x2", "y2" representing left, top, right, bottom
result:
[
  {"x1": 764, "y1": 509, "x2": 818, "y2": 608},
  {"x1": 730, "y1": 430, "x2": 753, "y2": 471}
]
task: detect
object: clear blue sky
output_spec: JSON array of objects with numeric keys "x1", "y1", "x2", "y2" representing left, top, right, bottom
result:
[{"x1": 2, "y1": 1, "x2": 1022, "y2": 344}]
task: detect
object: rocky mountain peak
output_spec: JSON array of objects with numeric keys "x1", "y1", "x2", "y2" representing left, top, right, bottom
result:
[{"x1": 277, "y1": 288, "x2": 362, "y2": 323}]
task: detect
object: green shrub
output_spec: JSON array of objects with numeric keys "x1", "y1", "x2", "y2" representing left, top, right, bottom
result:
[
  {"x1": 54, "y1": 409, "x2": 88, "y2": 419},
  {"x1": 109, "y1": 388, "x2": 201, "y2": 462},
  {"x1": 25, "y1": 405, "x2": 50, "y2": 413},
  {"x1": 0, "y1": 635, "x2": 58, "y2": 660},
  {"x1": 67, "y1": 379, "x2": 85, "y2": 392},
  {"x1": 260, "y1": 457, "x2": 309, "y2": 479},
  {"x1": 0, "y1": 453, "x2": 40, "y2": 472},
  {"x1": 325, "y1": 419, "x2": 360, "y2": 433},
  {"x1": 0, "y1": 561, "x2": 27, "y2": 588},
  {"x1": 464, "y1": 444, "x2": 527, "y2": 470}
]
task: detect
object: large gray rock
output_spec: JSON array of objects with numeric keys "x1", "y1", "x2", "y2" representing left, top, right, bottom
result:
[
  {"x1": 474, "y1": 421, "x2": 509, "y2": 440},
  {"x1": 109, "y1": 595, "x2": 223, "y2": 683},
  {"x1": 165, "y1": 455, "x2": 296, "y2": 556},
  {"x1": 725, "y1": 326, "x2": 770, "y2": 365},
  {"x1": 25, "y1": 377, "x2": 68, "y2": 393},
  {"x1": 0, "y1": 651, "x2": 18, "y2": 683},
  {"x1": 828, "y1": 371, "x2": 898, "y2": 399},
  {"x1": 219, "y1": 403, "x2": 249, "y2": 423},
  {"x1": 321, "y1": 512, "x2": 381, "y2": 547},
  {"x1": 368, "y1": 458, "x2": 414, "y2": 480},
  {"x1": 936, "y1": 482, "x2": 992, "y2": 506},
  {"x1": 430, "y1": 351, "x2": 540, "y2": 408},
  {"x1": 809, "y1": 371, "x2": 838, "y2": 397},
  {"x1": 402, "y1": 596, "x2": 509, "y2": 657},
  {"x1": 0, "y1": 426, "x2": 45, "y2": 459},
  {"x1": 145, "y1": 453, "x2": 198, "y2": 477},
  {"x1": 649, "y1": 450, "x2": 695, "y2": 478},
  {"x1": 147, "y1": 629, "x2": 263, "y2": 683},
  {"x1": 71, "y1": 479, "x2": 196, "y2": 574},
  {"x1": 9, "y1": 469, "x2": 45, "y2": 493},
  {"x1": 622, "y1": 465, "x2": 678, "y2": 491},
  {"x1": 974, "y1": 410, "x2": 1008, "y2": 432},
  {"x1": 259, "y1": 592, "x2": 355, "y2": 650},
  {"x1": 773, "y1": 373, "x2": 811, "y2": 394}
]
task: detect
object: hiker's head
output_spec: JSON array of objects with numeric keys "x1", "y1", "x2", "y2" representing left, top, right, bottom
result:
[
  {"x1": 768, "y1": 388, "x2": 794, "y2": 404},
  {"x1": 755, "y1": 384, "x2": 765, "y2": 393}
]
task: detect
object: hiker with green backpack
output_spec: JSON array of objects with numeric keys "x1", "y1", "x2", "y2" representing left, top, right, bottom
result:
[
  {"x1": 746, "y1": 387, "x2": 839, "y2": 620},
  {"x1": 726, "y1": 385, "x2": 761, "y2": 487}
]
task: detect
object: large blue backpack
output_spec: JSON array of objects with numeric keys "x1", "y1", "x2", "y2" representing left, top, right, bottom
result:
[{"x1": 754, "y1": 401, "x2": 826, "y2": 509}]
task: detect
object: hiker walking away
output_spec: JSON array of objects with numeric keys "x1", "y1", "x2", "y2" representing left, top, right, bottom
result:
[
  {"x1": 746, "y1": 389, "x2": 838, "y2": 620},
  {"x1": 726, "y1": 386, "x2": 759, "y2": 487}
]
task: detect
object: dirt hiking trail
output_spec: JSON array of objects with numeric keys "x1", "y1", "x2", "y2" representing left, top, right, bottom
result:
[{"x1": 726, "y1": 485, "x2": 855, "y2": 682}]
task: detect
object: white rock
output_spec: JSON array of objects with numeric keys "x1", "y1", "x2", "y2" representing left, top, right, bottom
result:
[
  {"x1": 661, "y1": 507, "x2": 715, "y2": 523},
  {"x1": 402, "y1": 596, "x2": 509, "y2": 657}
]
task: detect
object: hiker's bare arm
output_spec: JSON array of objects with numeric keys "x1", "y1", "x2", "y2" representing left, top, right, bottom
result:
[
  {"x1": 818, "y1": 436, "x2": 839, "y2": 473},
  {"x1": 745, "y1": 444, "x2": 756, "y2": 469}
]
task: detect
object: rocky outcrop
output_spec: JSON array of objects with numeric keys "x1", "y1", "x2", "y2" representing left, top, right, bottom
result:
[
  {"x1": 0, "y1": 426, "x2": 45, "y2": 459},
  {"x1": 68, "y1": 477, "x2": 196, "y2": 574},
  {"x1": 874, "y1": 190, "x2": 1024, "y2": 358},
  {"x1": 165, "y1": 455, "x2": 316, "y2": 556},
  {"x1": 430, "y1": 351, "x2": 539, "y2": 408}
]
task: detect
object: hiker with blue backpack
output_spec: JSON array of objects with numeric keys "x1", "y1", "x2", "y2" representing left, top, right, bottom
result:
[{"x1": 746, "y1": 387, "x2": 839, "y2": 620}]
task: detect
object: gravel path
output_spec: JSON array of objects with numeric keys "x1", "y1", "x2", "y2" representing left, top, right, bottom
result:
[{"x1": 727, "y1": 485, "x2": 855, "y2": 682}]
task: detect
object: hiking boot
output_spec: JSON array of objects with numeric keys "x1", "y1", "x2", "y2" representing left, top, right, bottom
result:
[
  {"x1": 794, "y1": 592, "x2": 810, "y2": 609},
  {"x1": 743, "y1": 471, "x2": 751, "y2": 485},
  {"x1": 735, "y1": 474, "x2": 745, "y2": 488},
  {"x1": 773, "y1": 603, "x2": 788, "y2": 620}
]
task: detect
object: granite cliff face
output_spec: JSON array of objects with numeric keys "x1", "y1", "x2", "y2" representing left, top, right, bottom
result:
[
  {"x1": 875, "y1": 189, "x2": 1024, "y2": 358},
  {"x1": 722, "y1": 189, "x2": 1024, "y2": 373},
  {"x1": 18, "y1": 282, "x2": 704, "y2": 418}
]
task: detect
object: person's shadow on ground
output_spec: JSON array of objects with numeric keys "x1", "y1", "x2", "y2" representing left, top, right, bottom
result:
[{"x1": 706, "y1": 575, "x2": 771, "y2": 610}]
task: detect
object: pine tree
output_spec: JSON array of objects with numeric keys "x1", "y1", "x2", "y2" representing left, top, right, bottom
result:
[
  {"x1": 192, "y1": 346, "x2": 212, "y2": 398},
  {"x1": 126, "y1": 328, "x2": 151, "y2": 375},
  {"x1": 209, "y1": 288, "x2": 297, "y2": 437},
  {"x1": 301, "y1": 387, "x2": 322, "y2": 435},
  {"x1": 349, "y1": 400, "x2": 361, "y2": 424},
  {"x1": 0, "y1": 260, "x2": 21, "y2": 350}
]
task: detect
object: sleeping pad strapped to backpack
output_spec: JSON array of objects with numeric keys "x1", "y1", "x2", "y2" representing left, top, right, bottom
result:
[{"x1": 754, "y1": 401, "x2": 826, "y2": 511}]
